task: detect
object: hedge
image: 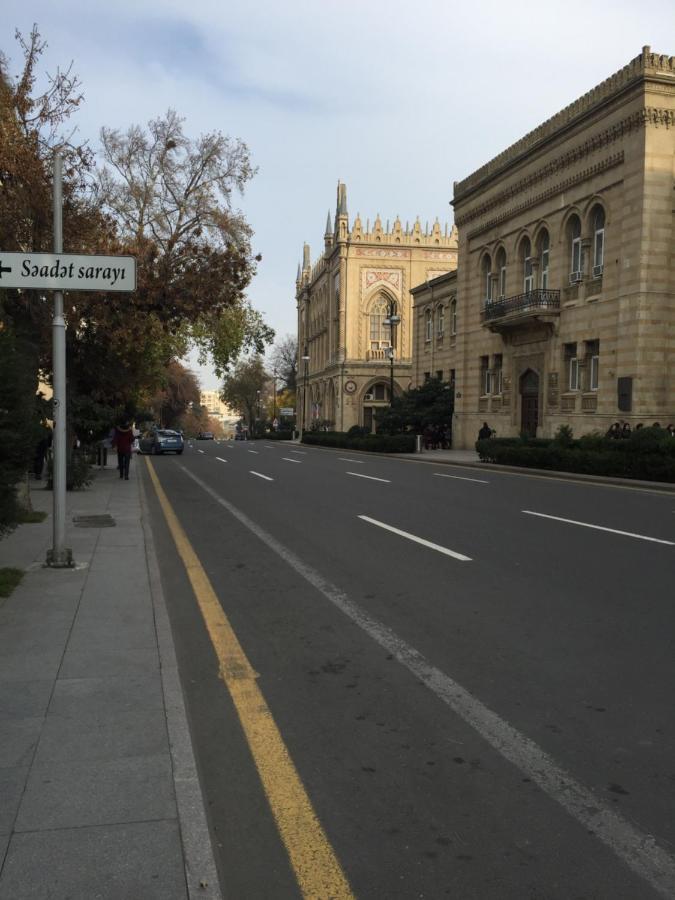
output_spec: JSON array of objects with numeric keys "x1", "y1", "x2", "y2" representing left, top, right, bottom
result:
[
  {"x1": 253, "y1": 431, "x2": 294, "y2": 441},
  {"x1": 302, "y1": 431, "x2": 416, "y2": 453},
  {"x1": 476, "y1": 429, "x2": 675, "y2": 482}
]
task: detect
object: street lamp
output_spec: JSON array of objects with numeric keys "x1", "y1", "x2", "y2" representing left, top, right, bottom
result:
[
  {"x1": 384, "y1": 303, "x2": 401, "y2": 406},
  {"x1": 256, "y1": 390, "x2": 261, "y2": 433},
  {"x1": 301, "y1": 349, "x2": 310, "y2": 434},
  {"x1": 272, "y1": 368, "x2": 277, "y2": 427}
]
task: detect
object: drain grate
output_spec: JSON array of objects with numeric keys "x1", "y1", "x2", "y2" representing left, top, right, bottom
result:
[{"x1": 73, "y1": 514, "x2": 116, "y2": 528}]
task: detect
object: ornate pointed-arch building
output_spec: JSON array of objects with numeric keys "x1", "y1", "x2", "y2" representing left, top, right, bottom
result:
[{"x1": 296, "y1": 182, "x2": 458, "y2": 432}]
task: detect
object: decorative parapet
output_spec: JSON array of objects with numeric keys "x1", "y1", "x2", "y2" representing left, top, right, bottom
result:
[{"x1": 454, "y1": 46, "x2": 675, "y2": 202}]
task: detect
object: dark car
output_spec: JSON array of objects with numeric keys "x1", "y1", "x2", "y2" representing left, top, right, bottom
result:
[
  {"x1": 197, "y1": 431, "x2": 214, "y2": 440},
  {"x1": 139, "y1": 429, "x2": 184, "y2": 455}
]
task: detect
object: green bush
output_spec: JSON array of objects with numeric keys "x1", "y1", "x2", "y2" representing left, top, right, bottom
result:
[
  {"x1": 46, "y1": 450, "x2": 92, "y2": 491},
  {"x1": 475, "y1": 436, "x2": 675, "y2": 482},
  {"x1": 302, "y1": 431, "x2": 415, "y2": 453},
  {"x1": 254, "y1": 431, "x2": 293, "y2": 441}
]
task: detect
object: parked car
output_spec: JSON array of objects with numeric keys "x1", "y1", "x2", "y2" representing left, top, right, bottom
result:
[
  {"x1": 197, "y1": 431, "x2": 215, "y2": 440},
  {"x1": 138, "y1": 429, "x2": 184, "y2": 455}
]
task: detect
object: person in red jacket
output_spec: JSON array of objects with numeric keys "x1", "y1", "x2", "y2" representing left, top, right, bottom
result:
[{"x1": 112, "y1": 422, "x2": 134, "y2": 480}]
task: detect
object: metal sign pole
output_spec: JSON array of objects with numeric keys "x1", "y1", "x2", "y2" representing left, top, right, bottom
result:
[{"x1": 47, "y1": 150, "x2": 73, "y2": 567}]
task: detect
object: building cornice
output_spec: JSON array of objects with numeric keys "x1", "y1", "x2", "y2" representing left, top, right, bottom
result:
[
  {"x1": 465, "y1": 152, "x2": 624, "y2": 241},
  {"x1": 453, "y1": 47, "x2": 674, "y2": 205}
]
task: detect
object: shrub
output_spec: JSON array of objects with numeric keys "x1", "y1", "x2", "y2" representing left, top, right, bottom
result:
[
  {"x1": 302, "y1": 432, "x2": 415, "y2": 453},
  {"x1": 46, "y1": 450, "x2": 92, "y2": 491}
]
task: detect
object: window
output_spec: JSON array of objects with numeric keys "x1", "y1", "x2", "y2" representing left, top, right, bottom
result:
[
  {"x1": 369, "y1": 298, "x2": 390, "y2": 348},
  {"x1": 450, "y1": 298, "x2": 457, "y2": 335},
  {"x1": 437, "y1": 305, "x2": 444, "y2": 337},
  {"x1": 569, "y1": 215, "x2": 582, "y2": 280},
  {"x1": 586, "y1": 339, "x2": 600, "y2": 390},
  {"x1": 480, "y1": 355, "x2": 490, "y2": 395},
  {"x1": 373, "y1": 383, "x2": 387, "y2": 401},
  {"x1": 565, "y1": 342, "x2": 579, "y2": 391},
  {"x1": 450, "y1": 369, "x2": 456, "y2": 388},
  {"x1": 482, "y1": 255, "x2": 493, "y2": 302},
  {"x1": 423, "y1": 372, "x2": 431, "y2": 382},
  {"x1": 425, "y1": 308, "x2": 432, "y2": 342},
  {"x1": 436, "y1": 370, "x2": 443, "y2": 381},
  {"x1": 592, "y1": 207, "x2": 605, "y2": 276},
  {"x1": 522, "y1": 238, "x2": 533, "y2": 293},
  {"x1": 492, "y1": 354, "x2": 503, "y2": 394},
  {"x1": 539, "y1": 231, "x2": 550, "y2": 289},
  {"x1": 496, "y1": 248, "x2": 507, "y2": 299}
]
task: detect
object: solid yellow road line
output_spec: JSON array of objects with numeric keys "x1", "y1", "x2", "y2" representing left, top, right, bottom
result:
[{"x1": 145, "y1": 458, "x2": 354, "y2": 900}]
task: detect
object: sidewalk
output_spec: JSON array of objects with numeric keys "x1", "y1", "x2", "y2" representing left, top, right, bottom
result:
[{"x1": 0, "y1": 462, "x2": 221, "y2": 900}]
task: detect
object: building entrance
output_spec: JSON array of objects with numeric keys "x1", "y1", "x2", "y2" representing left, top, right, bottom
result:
[{"x1": 520, "y1": 369, "x2": 540, "y2": 437}]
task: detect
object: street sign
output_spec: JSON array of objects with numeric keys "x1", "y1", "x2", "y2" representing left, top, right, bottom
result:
[
  {"x1": 0, "y1": 251, "x2": 136, "y2": 292},
  {"x1": 279, "y1": 407, "x2": 295, "y2": 416}
]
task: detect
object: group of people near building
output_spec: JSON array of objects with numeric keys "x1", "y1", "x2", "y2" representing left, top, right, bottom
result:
[
  {"x1": 422, "y1": 424, "x2": 452, "y2": 450},
  {"x1": 606, "y1": 422, "x2": 675, "y2": 439}
]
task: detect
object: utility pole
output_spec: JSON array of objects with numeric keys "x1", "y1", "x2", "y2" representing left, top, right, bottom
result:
[{"x1": 46, "y1": 151, "x2": 72, "y2": 568}]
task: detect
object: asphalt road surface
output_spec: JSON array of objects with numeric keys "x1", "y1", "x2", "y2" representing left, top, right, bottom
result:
[{"x1": 140, "y1": 438, "x2": 675, "y2": 900}]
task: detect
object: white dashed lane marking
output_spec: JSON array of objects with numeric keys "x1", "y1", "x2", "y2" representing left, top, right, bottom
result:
[
  {"x1": 523, "y1": 510, "x2": 675, "y2": 545},
  {"x1": 250, "y1": 471, "x2": 273, "y2": 481},
  {"x1": 358, "y1": 515, "x2": 471, "y2": 562},
  {"x1": 434, "y1": 473, "x2": 489, "y2": 484},
  {"x1": 346, "y1": 472, "x2": 390, "y2": 483}
]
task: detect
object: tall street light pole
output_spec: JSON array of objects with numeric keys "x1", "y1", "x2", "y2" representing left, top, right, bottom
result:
[
  {"x1": 301, "y1": 349, "x2": 310, "y2": 434},
  {"x1": 385, "y1": 302, "x2": 401, "y2": 407}
]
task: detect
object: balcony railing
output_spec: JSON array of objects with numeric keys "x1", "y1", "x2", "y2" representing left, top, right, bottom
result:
[{"x1": 481, "y1": 289, "x2": 560, "y2": 325}]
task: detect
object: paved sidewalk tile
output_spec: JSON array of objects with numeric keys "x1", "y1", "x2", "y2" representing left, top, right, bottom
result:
[
  {"x1": 0, "y1": 820, "x2": 186, "y2": 900},
  {"x1": 15, "y1": 752, "x2": 175, "y2": 831},
  {"x1": 0, "y1": 767, "x2": 28, "y2": 834}
]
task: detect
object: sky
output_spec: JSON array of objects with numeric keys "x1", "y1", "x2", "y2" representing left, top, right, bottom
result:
[{"x1": 4, "y1": 0, "x2": 674, "y2": 389}]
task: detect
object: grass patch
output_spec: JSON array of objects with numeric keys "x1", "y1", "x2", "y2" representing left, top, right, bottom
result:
[
  {"x1": 0, "y1": 567, "x2": 24, "y2": 598},
  {"x1": 16, "y1": 509, "x2": 48, "y2": 524}
]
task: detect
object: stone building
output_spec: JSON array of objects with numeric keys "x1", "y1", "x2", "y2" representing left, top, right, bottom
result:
[
  {"x1": 296, "y1": 182, "x2": 458, "y2": 432},
  {"x1": 410, "y1": 270, "x2": 458, "y2": 388},
  {"x1": 447, "y1": 46, "x2": 675, "y2": 448}
]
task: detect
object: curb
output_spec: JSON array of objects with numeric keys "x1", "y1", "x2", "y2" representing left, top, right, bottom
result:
[
  {"x1": 296, "y1": 442, "x2": 675, "y2": 494},
  {"x1": 139, "y1": 470, "x2": 223, "y2": 900},
  {"x1": 404, "y1": 454, "x2": 675, "y2": 494}
]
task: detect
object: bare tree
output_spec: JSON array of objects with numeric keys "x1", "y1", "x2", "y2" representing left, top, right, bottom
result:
[{"x1": 270, "y1": 334, "x2": 298, "y2": 392}]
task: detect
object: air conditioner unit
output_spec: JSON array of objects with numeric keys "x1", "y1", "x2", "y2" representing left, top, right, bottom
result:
[
  {"x1": 569, "y1": 271, "x2": 583, "y2": 284},
  {"x1": 592, "y1": 264, "x2": 604, "y2": 277},
  {"x1": 363, "y1": 393, "x2": 373, "y2": 401}
]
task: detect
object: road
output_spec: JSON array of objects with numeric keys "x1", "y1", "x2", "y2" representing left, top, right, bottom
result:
[{"x1": 140, "y1": 438, "x2": 675, "y2": 900}]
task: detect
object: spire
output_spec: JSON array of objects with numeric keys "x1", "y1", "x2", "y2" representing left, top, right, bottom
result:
[
  {"x1": 296, "y1": 262, "x2": 301, "y2": 282},
  {"x1": 302, "y1": 243, "x2": 311, "y2": 271},
  {"x1": 336, "y1": 181, "x2": 348, "y2": 216},
  {"x1": 324, "y1": 211, "x2": 333, "y2": 237}
]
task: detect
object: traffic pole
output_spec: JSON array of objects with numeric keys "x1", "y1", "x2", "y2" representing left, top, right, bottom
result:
[{"x1": 46, "y1": 150, "x2": 73, "y2": 568}]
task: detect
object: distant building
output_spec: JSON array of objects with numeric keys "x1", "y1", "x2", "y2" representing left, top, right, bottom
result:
[
  {"x1": 410, "y1": 270, "x2": 458, "y2": 391},
  {"x1": 296, "y1": 182, "x2": 458, "y2": 432},
  {"x1": 445, "y1": 46, "x2": 675, "y2": 447},
  {"x1": 200, "y1": 391, "x2": 237, "y2": 426}
]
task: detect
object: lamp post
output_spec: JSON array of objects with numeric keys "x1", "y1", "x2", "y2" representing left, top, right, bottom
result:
[
  {"x1": 384, "y1": 303, "x2": 401, "y2": 406},
  {"x1": 256, "y1": 390, "x2": 261, "y2": 434},
  {"x1": 272, "y1": 368, "x2": 277, "y2": 426},
  {"x1": 301, "y1": 349, "x2": 310, "y2": 434}
]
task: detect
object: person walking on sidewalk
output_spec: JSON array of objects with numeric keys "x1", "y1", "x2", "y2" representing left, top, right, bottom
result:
[{"x1": 112, "y1": 421, "x2": 134, "y2": 480}]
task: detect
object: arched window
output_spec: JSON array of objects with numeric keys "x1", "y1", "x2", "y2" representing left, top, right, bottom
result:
[
  {"x1": 369, "y1": 297, "x2": 390, "y2": 349},
  {"x1": 568, "y1": 215, "x2": 582, "y2": 280},
  {"x1": 437, "y1": 304, "x2": 444, "y2": 337},
  {"x1": 425, "y1": 308, "x2": 433, "y2": 342},
  {"x1": 538, "y1": 231, "x2": 550, "y2": 289},
  {"x1": 592, "y1": 206, "x2": 605, "y2": 275},
  {"x1": 482, "y1": 254, "x2": 493, "y2": 302},
  {"x1": 496, "y1": 248, "x2": 507, "y2": 299},
  {"x1": 522, "y1": 238, "x2": 533, "y2": 293},
  {"x1": 450, "y1": 298, "x2": 457, "y2": 335}
]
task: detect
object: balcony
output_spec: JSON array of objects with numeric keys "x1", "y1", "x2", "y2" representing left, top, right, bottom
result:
[{"x1": 481, "y1": 289, "x2": 560, "y2": 333}]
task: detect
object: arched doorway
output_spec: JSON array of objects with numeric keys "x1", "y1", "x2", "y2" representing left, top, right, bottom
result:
[
  {"x1": 362, "y1": 381, "x2": 392, "y2": 432},
  {"x1": 520, "y1": 369, "x2": 539, "y2": 437}
]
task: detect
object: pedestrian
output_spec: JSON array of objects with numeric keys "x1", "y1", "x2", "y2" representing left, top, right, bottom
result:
[
  {"x1": 621, "y1": 422, "x2": 632, "y2": 438},
  {"x1": 667, "y1": 424, "x2": 674, "y2": 437},
  {"x1": 112, "y1": 421, "x2": 134, "y2": 480},
  {"x1": 635, "y1": 423, "x2": 644, "y2": 431},
  {"x1": 478, "y1": 421, "x2": 493, "y2": 441},
  {"x1": 606, "y1": 422, "x2": 622, "y2": 439}
]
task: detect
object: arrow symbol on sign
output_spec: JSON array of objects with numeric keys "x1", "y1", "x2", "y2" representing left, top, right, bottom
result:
[{"x1": 0, "y1": 260, "x2": 12, "y2": 279}]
